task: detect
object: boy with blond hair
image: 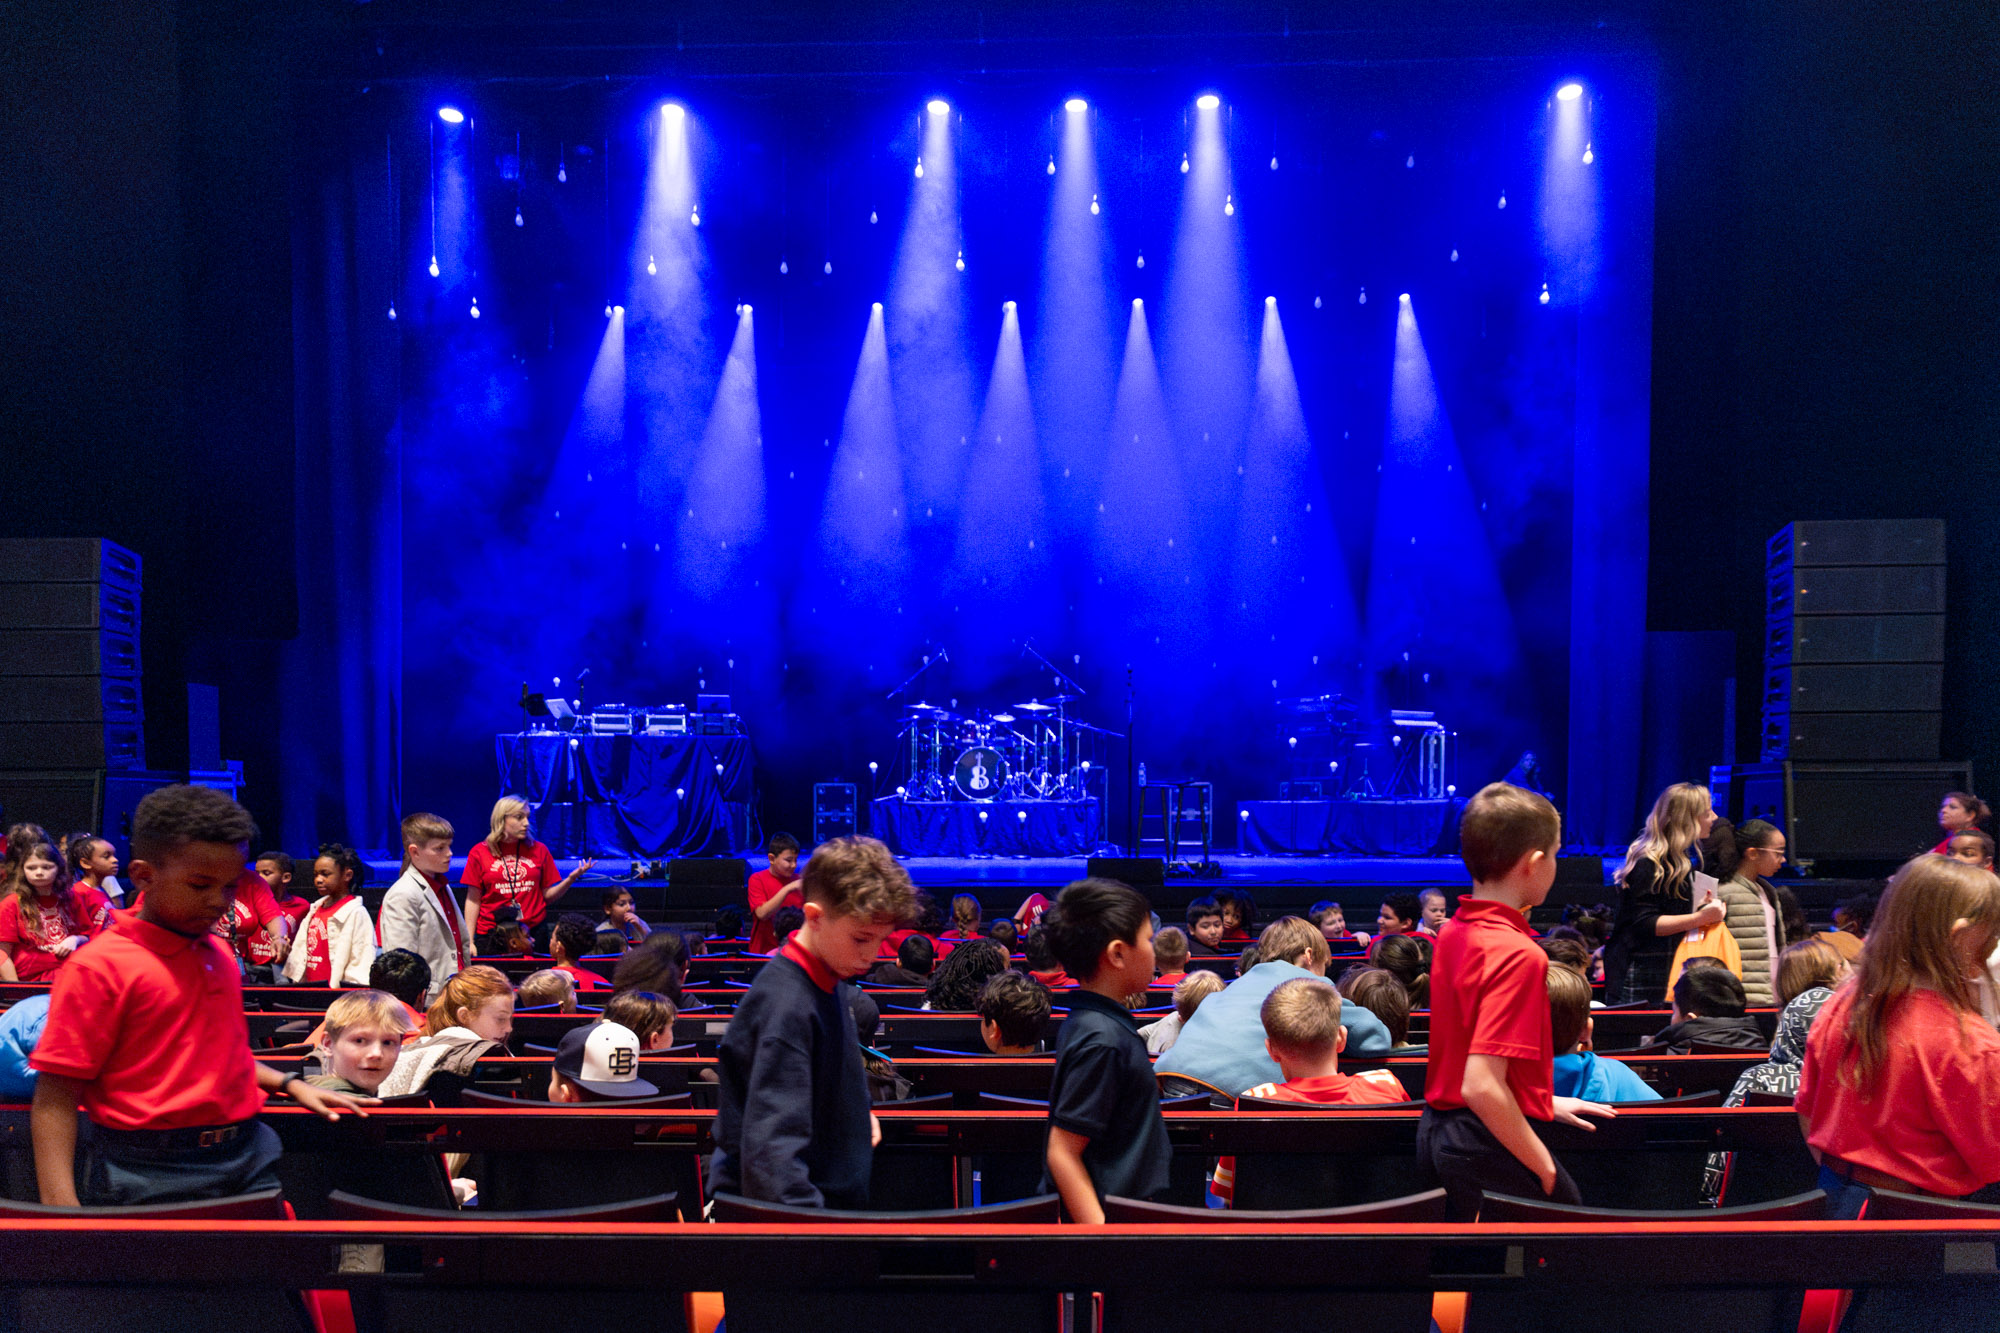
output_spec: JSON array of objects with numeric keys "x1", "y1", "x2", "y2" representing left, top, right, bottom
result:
[
  {"x1": 1240, "y1": 978, "x2": 1408, "y2": 1105},
  {"x1": 1420, "y1": 783, "x2": 1615, "y2": 1219},
  {"x1": 710, "y1": 836, "x2": 917, "y2": 1208},
  {"x1": 308, "y1": 990, "x2": 413, "y2": 1096}
]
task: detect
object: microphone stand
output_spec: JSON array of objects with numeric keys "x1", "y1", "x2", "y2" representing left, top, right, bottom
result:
[{"x1": 887, "y1": 649, "x2": 948, "y2": 702}]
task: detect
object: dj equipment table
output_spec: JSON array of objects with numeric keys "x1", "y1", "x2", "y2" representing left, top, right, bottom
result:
[{"x1": 496, "y1": 732, "x2": 753, "y2": 858}]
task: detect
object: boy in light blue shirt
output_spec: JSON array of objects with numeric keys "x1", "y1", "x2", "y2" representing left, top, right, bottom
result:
[{"x1": 1548, "y1": 963, "x2": 1659, "y2": 1103}]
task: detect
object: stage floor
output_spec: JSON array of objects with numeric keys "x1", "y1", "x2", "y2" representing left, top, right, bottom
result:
[{"x1": 363, "y1": 851, "x2": 1620, "y2": 893}]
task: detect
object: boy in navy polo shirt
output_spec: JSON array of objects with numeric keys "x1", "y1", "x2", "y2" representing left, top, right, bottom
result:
[
  {"x1": 710, "y1": 836, "x2": 917, "y2": 1207},
  {"x1": 1419, "y1": 783, "x2": 1615, "y2": 1219},
  {"x1": 1042, "y1": 877, "x2": 1170, "y2": 1223},
  {"x1": 30, "y1": 785, "x2": 368, "y2": 1206}
]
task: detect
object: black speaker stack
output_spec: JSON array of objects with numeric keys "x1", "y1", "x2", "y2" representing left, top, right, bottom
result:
[
  {"x1": 0, "y1": 540, "x2": 149, "y2": 835},
  {"x1": 1712, "y1": 520, "x2": 1968, "y2": 865}
]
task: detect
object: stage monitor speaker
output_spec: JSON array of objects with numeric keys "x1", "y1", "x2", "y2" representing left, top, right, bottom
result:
[
  {"x1": 1768, "y1": 564, "x2": 1945, "y2": 617},
  {"x1": 1086, "y1": 856, "x2": 1166, "y2": 890},
  {"x1": 667, "y1": 857, "x2": 751, "y2": 912},
  {"x1": 1765, "y1": 614, "x2": 1945, "y2": 667},
  {"x1": 1762, "y1": 710, "x2": 1940, "y2": 763},
  {"x1": 1763, "y1": 663, "x2": 1943, "y2": 714},
  {"x1": 1770, "y1": 519, "x2": 1946, "y2": 568},
  {"x1": 0, "y1": 770, "x2": 104, "y2": 837},
  {"x1": 1716, "y1": 760, "x2": 1971, "y2": 863}
]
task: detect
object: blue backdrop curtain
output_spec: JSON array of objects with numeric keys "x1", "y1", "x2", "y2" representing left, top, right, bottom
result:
[{"x1": 281, "y1": 95, "x2": 403, "y2": 855}]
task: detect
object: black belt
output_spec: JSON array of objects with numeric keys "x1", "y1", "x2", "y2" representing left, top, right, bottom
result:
[{"x1": 93, "y1": 1119, "x2": 255, "y2": 1152}]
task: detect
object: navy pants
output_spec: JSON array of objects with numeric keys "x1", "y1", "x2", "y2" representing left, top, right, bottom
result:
[
  {"x1": 80, "y1": 1120, "x2": 283, "y2": 1207},
  {"x1": 1418, "y1": 1104, "x2": 1580, "y2": 1221}
]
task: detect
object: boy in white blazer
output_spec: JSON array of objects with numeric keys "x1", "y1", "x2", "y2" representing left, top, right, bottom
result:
[
  {"x1": 378, "y1": 813, "x2": 471, "y2": 1004},
  {"x1": 284, "y1": 845, "x2": 378, "y2": 987}
]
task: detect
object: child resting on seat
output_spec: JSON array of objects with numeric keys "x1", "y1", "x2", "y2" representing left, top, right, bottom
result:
[
  {"x1": 547, "y1": 1022, "x2": 658, "y2": 1102},
  {"x1": 1649, "y1": 966, "x2": 1766, "y2": 1053},
  {"x1": 976, "y1": 971, "x2": 1051, "y2": 1055},
  {"x1": 517, "y1": 968, "x2": 578, "y2": 1014},
  {"x1": 1152, "y1": 927, "x2": 1190, "y2": 987},
  {"x1": 1138, "y1": 969, "x2": 1222, "y2": 1055},
  {"x1": 1548, "y1": 964, "x2": 1659, "y2": 1102},
  {"x1": 1239, "y1": 978, "x2": 1407, "y2": 1106},
  {"x1": 601, "y1": 989, "x2": 678, "y2": 1051},
  {"x1": 308, "y1": 990, "x2": 412, "y2": 1096}
]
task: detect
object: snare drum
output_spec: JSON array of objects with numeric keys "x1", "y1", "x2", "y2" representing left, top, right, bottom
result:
[{"x1": 953, "y1": 746, "x2": 1008, "y2": 800}]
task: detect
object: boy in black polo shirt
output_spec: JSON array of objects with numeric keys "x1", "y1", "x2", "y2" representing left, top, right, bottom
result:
[
  {"x1": 1041, "y1": 877, "x2": 1170, "y2": 1222},
  {"x1": 710, "y1": 836, "x2": 917, "y2": 1208}
]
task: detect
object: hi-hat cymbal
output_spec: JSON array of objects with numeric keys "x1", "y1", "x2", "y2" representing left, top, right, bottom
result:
[
  {"x1": 1014, "y1": 701, "x2": 1055, "y2": 713},
  {"x1": 990, "y1": 712, "x2": 1016, "y2": 723},
  {"x1": 904, "y1": 702, "x2": 948, "y2": 716}
]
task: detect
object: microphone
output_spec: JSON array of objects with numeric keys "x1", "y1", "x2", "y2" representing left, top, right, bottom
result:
[
  {"x1": 577, "y1": 667, "x2": 592, "y2": 682},
  {"x1": 937, "y1": 648, "x2": 950, "y2": 664}
]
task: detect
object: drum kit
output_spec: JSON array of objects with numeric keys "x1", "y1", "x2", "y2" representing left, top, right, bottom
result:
[{"x1": 896, "y1": 695, "x2": 1119, "y2": 802}]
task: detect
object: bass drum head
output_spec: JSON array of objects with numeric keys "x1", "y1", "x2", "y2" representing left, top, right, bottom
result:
[{"x1": 953, "y1": 746, "x2": 1008, "y2": 800}]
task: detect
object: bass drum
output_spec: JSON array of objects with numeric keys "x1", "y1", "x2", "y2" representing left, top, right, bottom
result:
[{"x1": 952, "y1": 746, "x2": 1008, "y2": 800}]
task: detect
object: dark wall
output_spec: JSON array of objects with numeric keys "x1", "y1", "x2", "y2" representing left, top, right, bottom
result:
[
  {"x1": 1648, "y1": 0, "x2": 2000, "y2": 782},
  {"x1": 2, "y1": 0, "x2": 1994, "y2": 842}
]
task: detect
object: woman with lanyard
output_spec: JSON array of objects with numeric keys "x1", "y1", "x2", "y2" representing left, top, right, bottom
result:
[{"x1": 460, "y1": 795, "x2": 593, "y2": 953}]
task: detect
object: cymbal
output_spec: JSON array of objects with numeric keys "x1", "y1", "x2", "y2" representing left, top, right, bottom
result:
[
  {"x1": 1039, "y1": 693, "x2": 1082, "y2": 704},
  {"x1": 990, "y1": 712, "x2": 1016, "y2": 723},
  {"x1": 1014, "y1": 701, "x2": 1056, "y2": 713},
  {"x1": 904, "y1": 703, "x2": 948, "y2": 716}
]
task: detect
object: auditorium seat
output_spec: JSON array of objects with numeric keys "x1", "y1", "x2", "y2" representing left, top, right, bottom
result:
[
  {"x1": 1625, "y1": 1090, "x2": 1724, "y2": 1107},
  {"x1": 1862, "y1": 1187, "x2": 2000, "y2": 1220},
  {"x1": 1104, "y1": 1186, "x2": 1447, "y2": 1223},
  {"x1": 0, "y1": 1188, "x2": 313, "y2": 1333},
  {"x1": 1098, "y1": 1190, "x2": 1446, "y2": 1333},
  {"x1": 328, "y1": 1188, "x2": 676, "y2": 1221},
  {"x1": 1476, "y1": 1188, "x2": 1827, "y2": 1223},
  {"x1": 711, "y1": 1193, "x2": 1065, "y2": 1333},
  {"x1": 459, "y1": 1088, "x2": 694, "y2": 1109},
  {"x1": 711, "y1": 1192, "x2": 1058, "y2": 1223}
]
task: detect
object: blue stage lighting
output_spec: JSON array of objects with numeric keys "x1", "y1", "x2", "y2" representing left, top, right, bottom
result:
[
  {"x1": 1196, "y1": 94, "x2": 1220, "y2": 111},
  {"x1": 1065, "y1": 98, "x2": 1087, "y2": 113},
  {"x1": 436, "y1": 106, "x2": 464, "y2": 124},
  {"x1": 1399, "y1": 292, "x2": 1411, "y2": 303},
  {"x1": 1557, "y1": 83, "x2": 1584, "y2": 101},
  {"x1": 662, "y1": 103, "x2": 686, "y2": 122},
  {"x1": 927, "y1": 99, "x2": 951, "y2": 117}
]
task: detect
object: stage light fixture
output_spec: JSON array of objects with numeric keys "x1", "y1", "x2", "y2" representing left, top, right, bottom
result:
[
  {"x1": 1498, "y1": 190, "x2": 1508, "y2": 209},
  {"x1": 1399, "y1": 292, "x2": 1411, "y2": 303},
  {"x1": 1132, "y1": 297, "x2": 1143, "y2": 308},
  {"x1": 1046, "y1": 156, "x2": 1055, "y2": 175},
  {"x1": 604, "y1": 303, "x2": 613, "y2": 317},
  {"x1": 914, "y1": 157, "x2": 924, "y2": 178},
  {"x1": 469, "y1": 296, "x2": 480, "y2": 319},
  {"x1": 1223, "y1": 194, "x2": 1234, "y2": 216},
  {"x1": 873, "y1": 302, "x2": 884, "y2": 312},
  {"x1": 1003, "y1": 300, "x2": 1016, "y2": 312},
  {"x1": 647, "y1": 254, "x2": 657, "y2": 275},
  {"x1": 663, "y1": 103, "x2": 686, "y2": 122},
  {"x1": 1090, "y1": 193, "x2": 1100, "y2": 215},
  {"x1": 1557, "y1": 83, "x2": 1584, "y2": 101},
  {"x1": 436, "y1": 106, "x2": 464, "y2": 124},
  {"x1": 824, "y1": 260, "x2": 833, "y2": 274},
  {"x1": 955, "y1": 250, "x2": 965, "y2": 271},
  {"x1": 1314, "y1": 295, "x2": 1322, "y2": 308},
  {"x1": 1358, "y1": 287, "x2": 1367, "y2": 305},
  {"x1": 927, "y1": 98, "x2": 950, "y2": 116},
  {"x1": 1064, "y1": 97, "x2": 1087, "y2": 113},
  {"x1": 386, "y1": 304, "x2": 397, "y2": 321},
  {"x1": 513, "y1": 207, "x2": 523, "y2": 227},
  {"x1": 1582, "y1": 142, "x2": 1595, "y2": 164},
  {"x1": 1180, "y1": 153, "x2": 1189, "y2": 173},
  {"x1": 1270, "y1": 155, "x2": 1279, "y2": 170},
  {"x1": 1265, "y1": 295, "x2": 1276, "y2": 307},
  {"x1": 1540, "y1": 283, "x2": 1552, "y2": 304},
  {"x1": 690, "y1": 205, "x2": 700, "y2": 226},
  {"x1": 1196, "y1": 94, "x2": 1220, "y2": 110},
  {"x1": 1136, "y1": 252, "x2": 1145, "y2": 269},
  {"x1": 428, "y1": 255, "x2": 440, "y2": 278},
  {"x1": 780, "y1": 259, "x2": 789, "y2": 274}
]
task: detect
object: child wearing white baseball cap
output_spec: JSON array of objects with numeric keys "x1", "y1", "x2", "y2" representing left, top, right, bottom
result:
[{"x1": 548, "y1": 1021, "x2": 659, "y2": 1102}]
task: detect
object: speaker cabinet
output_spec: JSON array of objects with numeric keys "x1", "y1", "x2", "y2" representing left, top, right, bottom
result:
[{"x1": 1712, "y1": 760, "x2": 1971, "y2": 863}]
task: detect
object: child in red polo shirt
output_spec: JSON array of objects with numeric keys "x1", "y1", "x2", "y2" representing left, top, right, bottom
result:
[
  {"x1": 30, "y1": 785, "x2": 367, "y2": 1207},
  {"x1": 1797, "y1": 853, "x2": 2000, "y2": 1216},
  {"x1": 1419, "y1": 783, "x2": 1615, "y2": 1219}
]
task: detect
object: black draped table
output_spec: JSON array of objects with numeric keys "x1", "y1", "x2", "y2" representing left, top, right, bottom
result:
[
  {"x1": 1236, "y1": 798, "x2": 1463, "y2": 856},
  {"x1": 496, "y1": 732, "x2": 753, "y2": 858},
  {"x1": 871, "y1": 797, "x2": 1102, "y2": 858}
]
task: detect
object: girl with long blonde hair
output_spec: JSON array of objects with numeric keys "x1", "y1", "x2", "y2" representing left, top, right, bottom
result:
[{"x1": 1601, "y1": 783, "x2": 1727, "y2": 1004}]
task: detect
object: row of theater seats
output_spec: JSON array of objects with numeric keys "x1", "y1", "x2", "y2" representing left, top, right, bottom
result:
[
  {"x1": 0, "y1": 1189, "x2": 1990, "y2": 1333},
  {"x1": 0, "y1": 1101, "x2": 1826, "y2": 1219}
]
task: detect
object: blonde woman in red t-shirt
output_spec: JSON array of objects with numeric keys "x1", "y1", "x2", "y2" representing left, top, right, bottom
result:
[
  {"x1": 459, "y1": 795, "x2": 593, "y2": 946},
  {"x1": 1797, "y1": 853, "x2": 2000, "y2": 1215}
]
